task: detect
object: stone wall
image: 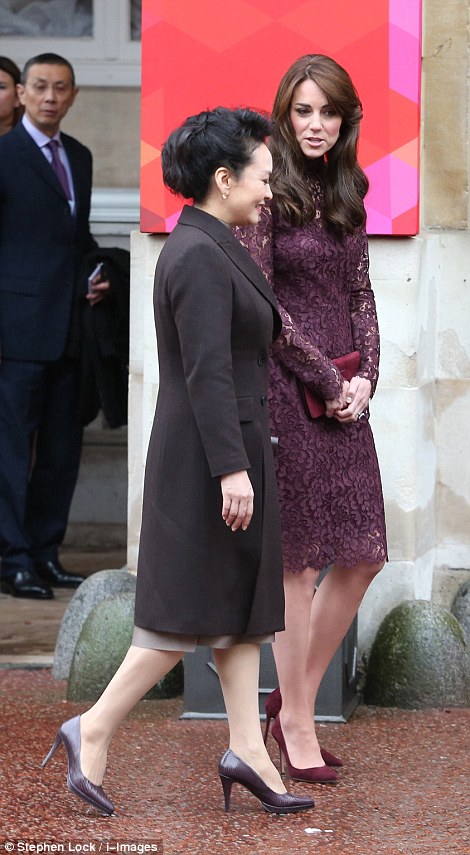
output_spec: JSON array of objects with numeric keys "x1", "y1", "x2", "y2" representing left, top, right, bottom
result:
[
  {"x1": 421, "y1": 0, "x2": 469, "y2": 228},
  {"x1": 359, "y1": 230, "x2": 470, "y2": 652},
  {"x1": 62, "y1": 87, "x2": 140, "y2": 189}
]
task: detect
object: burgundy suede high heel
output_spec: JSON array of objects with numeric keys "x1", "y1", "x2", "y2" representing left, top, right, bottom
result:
[
  {"x1": 271, "y1": 716, "x2": 339, "y2": 784},
  {"x1": 264, "y1": 687, "x2": 343, "y2": 767},
  {"x1": 219, "y1": 749, "x2": 315, "y2": 814},
  {"x1": 41, "y1": 715, "x2": 115, "y2": 815}
]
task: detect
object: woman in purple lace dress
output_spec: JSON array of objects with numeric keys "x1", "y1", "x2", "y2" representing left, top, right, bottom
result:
[{"x1": 237, "y1": 55, "x2": 387, "y2": 783}]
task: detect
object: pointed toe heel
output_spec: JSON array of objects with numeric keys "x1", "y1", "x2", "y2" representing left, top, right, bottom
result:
[
  {"x1": 41, "y1": 715, "x2": 115, "y2": 815},
  {"x1": 320, "y1": 747, "x2": 343, "y2": 768},
  {"x1": 219, "y1": 749, "x2": 314, "y2": 814},
  {"x1": 271, "y1": 717, "x2": 339, "y2": 785},
  {"x1": 265, "y1": 688, "x2": 344, "y2": 767}
]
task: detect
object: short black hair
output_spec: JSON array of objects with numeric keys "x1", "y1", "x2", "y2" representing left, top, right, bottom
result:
[
  {"x1": 162, "y1": 107, "x2": 271, "y2": 203},
  {"x1": 21, "y1": 53, "x2": 76, "y2": 87}
]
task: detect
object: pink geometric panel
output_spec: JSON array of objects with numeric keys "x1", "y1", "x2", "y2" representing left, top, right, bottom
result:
[
  {"x1": 390, "y1": 0, "x2": 422, "y2": 38},
  {"x1": 165, "y1": 211, "x2": 181, "y2": 232},
  {"x1": 141, "y1": 0, "x2": 422, "y2": 236},
  {"x1": 365, "y1": 208, "x2": 392, "y2": 234},
  {"x1": 393, "y1": 140, "x2": 419, "y2": 169},
  {"x1": 389, "y1": 158, "x2": 420, "y2": 219},
  {"x1": 390, "y1": 24, "x2": 420, "y2": 102},
  {"x1": 365, "y1": 155, "x2": 419, "y2": 222}
]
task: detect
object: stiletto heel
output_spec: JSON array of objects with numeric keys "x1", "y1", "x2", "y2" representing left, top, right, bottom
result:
[
  {"x1": 218, "y1": 749, "x2": 314, "y2": 814},
  {"x1": 271, "y1": 717, "x2": 339, "y2": 784},
  {"x1": 263, "y1": 687, "x2": 281, "y2": 744},
  {"x1": 277, "y1": 744, "x2": 285, "y2": 775},
  {"x1": 264, "y1": 687, "x2": 344, "y2": 766},
  {"x1": 219, "y1": 774, "x2": 234, "y2": 812},
  {"x1": 263, "y1": 714, "x2": 272, "y2": 745},
  {"x1": 41, "y1": 733, "x2": 62, "y2": 766},
  {"x1": 41, "y1": 715, "x2": 115, "y2": 815}
]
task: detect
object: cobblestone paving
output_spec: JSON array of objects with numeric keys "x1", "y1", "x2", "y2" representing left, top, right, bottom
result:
[{"x1": 0, "y1": 670, "x2": 468, "y2": 855}]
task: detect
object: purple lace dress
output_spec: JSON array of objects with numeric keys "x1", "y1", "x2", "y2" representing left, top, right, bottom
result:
[{"x1": 236, "y1": 179, "x2": 387, "y2": 573}]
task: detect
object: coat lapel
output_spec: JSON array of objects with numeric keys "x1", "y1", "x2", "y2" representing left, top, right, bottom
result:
[{"x1": 177, "y1": 205, "x2": 281, "y2": 336}]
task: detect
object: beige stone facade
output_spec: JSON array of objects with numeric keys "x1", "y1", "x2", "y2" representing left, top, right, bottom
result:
[{"x1": 62, "y1": 88, "x2": 140, "y2": 189}]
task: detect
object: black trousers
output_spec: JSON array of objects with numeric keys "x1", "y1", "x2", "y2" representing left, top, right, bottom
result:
[{"x1": 0, "y1": 357, "x2": 83, "y2": 576}]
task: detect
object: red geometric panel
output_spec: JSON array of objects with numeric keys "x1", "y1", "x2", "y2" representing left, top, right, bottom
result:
[{"x1": 141, "y1": 0, "x2": 422, "y2": 235}]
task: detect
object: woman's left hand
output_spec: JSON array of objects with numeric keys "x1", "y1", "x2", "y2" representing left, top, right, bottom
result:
[
  {"x1": 220, "y1": 470, "x2": 254, "y2": 531},
  {"x1": 333, "y1": 376, "x2": 371, "y2": 423}
]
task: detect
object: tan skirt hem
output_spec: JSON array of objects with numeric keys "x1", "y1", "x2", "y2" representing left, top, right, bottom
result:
[{"x1": 132, "y1": 625, "x2": 274, "y2": 652}]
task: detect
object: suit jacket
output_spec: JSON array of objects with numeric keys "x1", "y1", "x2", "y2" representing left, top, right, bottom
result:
[
  {"x1": 135, "y1": 205, "x2": 285, "y2": 636},
  {"x1": 0, "y1": 122, "x2": 97, "y2": 362}
]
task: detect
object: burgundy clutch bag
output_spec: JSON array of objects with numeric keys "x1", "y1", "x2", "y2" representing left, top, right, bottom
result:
[{"x1": 299, "y1": 351, "x2": 361, "y2": 420}]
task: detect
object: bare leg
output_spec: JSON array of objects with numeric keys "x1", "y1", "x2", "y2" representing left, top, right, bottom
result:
[
  {"x1": 272, "y1": 567, "x2": 323, "y2": 768},
  {"x1": 213, "y1": 644, "x2": 285, "y2": 793},
  {"x1": 79, "y1": 645, "x2": 184, "y2": 785},
  {"x1": 273, "y1": 561, "x2": 383, "y2": 768},
  {"x1": 305, "y1": 560, "x2": 384, "y2": 714}
]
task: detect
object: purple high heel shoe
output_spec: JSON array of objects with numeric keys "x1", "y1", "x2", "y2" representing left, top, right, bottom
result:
[
  {"x1": 219, "y1": 749, "x2": 315, "y2": 814},
  {"x1": 41, "y1": 715, "x2": 115, "y2": 815},
  {"x1": 271, "y1": 717, "x2": 339, "y2": 784},
  {"x1": 264, "y1": 687, "x2": 344, "y2": 767}
]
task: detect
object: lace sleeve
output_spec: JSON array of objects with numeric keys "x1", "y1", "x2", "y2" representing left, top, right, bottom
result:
[
  {"x1": 234, "y1": 205, "x2": 274, "y2": 282},
  {"x1": 349, "y1": 230, "x2": 380, "y2": 396},
  {"x1": 235, "y1": 207, "x2": 343, "y2": 401},
  {"x1": 272, "y1": 305, "x2": 343, "y2": 400}
]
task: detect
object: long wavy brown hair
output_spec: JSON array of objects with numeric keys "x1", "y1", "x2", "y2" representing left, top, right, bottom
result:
[
  {"x1": 0, "y1": 56, "x2": 23, "y2": 131},
  {"x1": 270, "y1": 54, "x2": 368, "y2": 232}
]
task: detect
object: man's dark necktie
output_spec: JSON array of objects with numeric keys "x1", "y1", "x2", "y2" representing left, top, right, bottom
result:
[{"x1": 47, "y1": 139, "x2": 72, "y2": 200}]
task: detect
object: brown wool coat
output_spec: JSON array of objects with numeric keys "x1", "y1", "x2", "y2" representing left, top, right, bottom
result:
[{"x1": 134, "y1": 205, "x2": 285, "y2": 636}]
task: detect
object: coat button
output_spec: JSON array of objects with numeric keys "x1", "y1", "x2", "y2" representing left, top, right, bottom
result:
[
  {"x1": 257, "y1": 354, "x2": 266, "y2": 366},
  {"x1": 260, "y1": 395, "x2": 268, "y2": 406}
]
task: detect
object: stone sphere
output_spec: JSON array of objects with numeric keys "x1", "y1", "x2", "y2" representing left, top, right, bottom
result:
[
  {"x1": 67, "y1": 592, "x2": 183, "y2": 701},
  {"x1": 53, "y1": 568, "x2": 137, "y2": 680},
  {"x1": 364, "y1": 599, "x2": 469, "y2": 709}
]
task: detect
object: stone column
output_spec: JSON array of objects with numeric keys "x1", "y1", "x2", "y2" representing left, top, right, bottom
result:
[{"x1": 127, "y1": 232, "x2": 165, "y2": 572}]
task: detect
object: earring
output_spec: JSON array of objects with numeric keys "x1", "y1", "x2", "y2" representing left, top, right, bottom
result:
[{"x1": 222, "y1": 192, "x2": 228, "y2": 200}]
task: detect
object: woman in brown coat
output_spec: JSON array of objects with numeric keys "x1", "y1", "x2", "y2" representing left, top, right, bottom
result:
[{"x1": 41, "y1": 107, "x2": 314, "y2": 818}]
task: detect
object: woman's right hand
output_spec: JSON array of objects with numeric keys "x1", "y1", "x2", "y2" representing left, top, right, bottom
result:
[
  {"x1": 220, "y1": 470, "x2": 254, "y2": 532},
  {"x1": 325, "y1": 380, "x2": 350, "y2": 418}
]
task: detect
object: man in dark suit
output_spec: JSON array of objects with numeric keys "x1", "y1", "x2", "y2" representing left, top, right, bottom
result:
[{"x1": 0, "y1": 53, "x2": 107, "y2": 599}]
